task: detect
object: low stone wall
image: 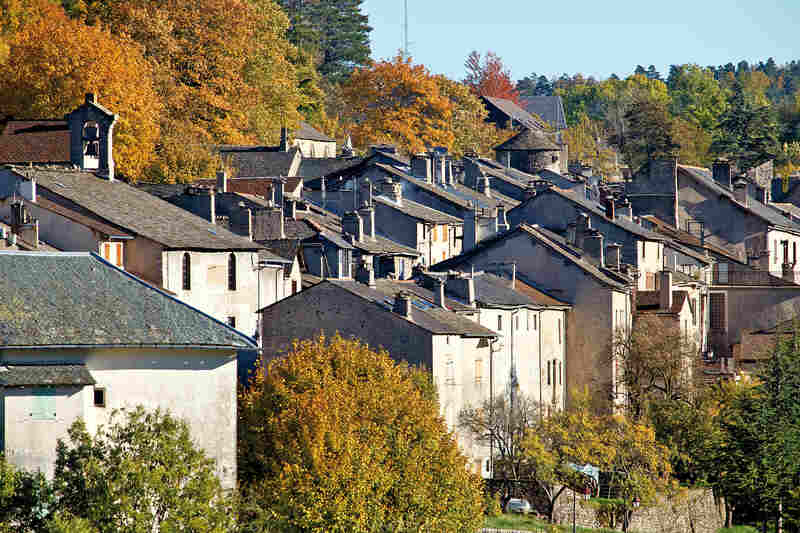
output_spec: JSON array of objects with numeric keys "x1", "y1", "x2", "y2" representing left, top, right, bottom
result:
[{"x1": 552, "y1": 487, "x2": 724, "y2": 533}]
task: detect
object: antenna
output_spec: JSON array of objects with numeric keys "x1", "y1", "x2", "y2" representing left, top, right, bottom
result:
[{"x1": 402, "y1": 0, "x2": 409, "y2": 59}]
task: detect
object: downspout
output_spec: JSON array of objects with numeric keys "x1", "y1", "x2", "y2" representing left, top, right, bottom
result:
[{"x1": 538, "y1": 309, "x2": 543, "y2": 418}]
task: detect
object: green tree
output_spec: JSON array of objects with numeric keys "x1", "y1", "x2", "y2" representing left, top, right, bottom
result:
[
  {"x1": 668, "y1": 64, "x2": 728, "y2": 131},
  {"x1": 0, "y1": 455, "x2": 53, "y2": 533},
  {"x1": 239, "y1": 334, "x2": 483, "y2": 532},
  {"x1": 53, "y1": 407, "x2": 234, "y2": 533},
  {"x1": 622, "y1": 97, "x2": 680, "y2": 172},
  {"x1": 711, "y1": 81, "x2": 779, "y2": 172}
]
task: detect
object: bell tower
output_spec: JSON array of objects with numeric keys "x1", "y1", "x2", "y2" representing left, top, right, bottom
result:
[{"x1": 66, "y1": 93, "x2": 118, "y2": 180}]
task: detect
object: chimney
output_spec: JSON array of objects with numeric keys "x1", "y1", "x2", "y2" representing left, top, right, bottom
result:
[
  {"x1": 393, "y1": 291, "x2": 413, "y2": 318},
  {"x1": 606, "y1": 242, "x2": 622, "y2": 270},
  {"x1": 254, "y1": 207, "x2": 284, "y2": 240},
  {"x1": 342, "y1": 211, "x2": 364, "y2": 243},
  {"x1": 604, "y1": 195, "x2": 615, "y2": 220},
  {"x1": 272, "y1": 180, "x2": 285, "y2": 208},
  {"x1": 733, "y1": 178, "x2": 748, "y2": 207},
  {"x1": 359, "y1": 178, "x2": 373, "y2": 208},
  {"x1": 567, "y1": 221, "x2": 577, "y2": 246},
  {"x1": 216, "y1": 169, "x2": 228, "y2": 193},
  {"x1": 358, "y1": 204, "x2": 375, "y2": 240},
  {"x1": 434, "y1": 278, "x2": 447, "y2": 309},
  {"x1": 446, "y1": 159, "x2": 455, "y2": 186},
  {"x1": 617, "y1": 199, "x2": 632, "y2": 220},
  {"x1": 659, "y1": 270, "x2": 673, "y2": 311},
  {"x1": 279, "y1": 126, "x2": 289, "y2": 152},
  {"x1": 497, "y1": 205, "x2": 509, "y2": 232},
  {"x1": 477, "y1": 173, "x2": 491, "y2": 197},
  {"x1": 574, "y1": 213, "x2": 591, "y2": 249},
  {"x1": 447, "y1": 273, "x2": 476, "y2": 307},
  {"x1": 381, "y1": 178, "x2": 403, "y2": 205},
  {"x1": 583, "y1": 229, "x2": 605, "y2": 267},
  {"x1": 285, "y1": 199, "x2": 297, "y2": 221},
  {"x1": 712, "y1": 159, "x2": 732, "y2": 190},
  {"x1": 411, "y1": 154, "x2": 432, "y2": 183},
  {"x1": 432, "y1": 152, "x2": 446, "y2": 186},
  {"x1": 356, "y1": 259, "x2": 376, "y2": 288},
  {"x1": 187, "y1": 186, "x2": 216, "y2": 224}
]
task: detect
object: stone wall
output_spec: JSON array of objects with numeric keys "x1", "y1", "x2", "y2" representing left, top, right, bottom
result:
[{"x1": 552, "y1": 487, "x2": 723, "y2": 533}]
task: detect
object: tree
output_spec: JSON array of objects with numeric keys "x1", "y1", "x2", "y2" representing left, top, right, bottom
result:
[
  {"x1": 341, "y1": 55, "x2": 455, "y2": 154},
  {"x1": 712, "y1": 81, "x2": 779, "y2": 172},
  {"x1": 0, "y1": 455, "x2": 54, "y2": 533},
  {"x1": 239, "y1": 334, "x2": 484, "y2": 532},
  {"x1": 0, "y1": 0, "x2": 161, "y2": 181},
  {"x1": 622, "y1": 97, "x2": 680, "y2": 172},
  {"x1": 516, "y1": 73, "x2": 553, "y2": 98},
  {"x1": 458, "y1": 393, "x2": 541, "y2": 509},
  {"x1": 463, "y1": 50, "x2": 521, "y2": 104},
  {"x1": 668, "y1": 64, "x2": 728, "y2": 131},
  {"x1": 277, "y1": 0, "x2": 371, "y2": 84},
  {"x1": 562, "y1": 112, "x2": 617, "y2": 176},
  {"x1": 53, "y1": 407, "x2": 234, "y2": 533}
]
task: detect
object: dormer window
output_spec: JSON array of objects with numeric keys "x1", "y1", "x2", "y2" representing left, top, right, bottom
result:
[{"x1": 82, "y1": 121, "x2": 100, "y2": 170}]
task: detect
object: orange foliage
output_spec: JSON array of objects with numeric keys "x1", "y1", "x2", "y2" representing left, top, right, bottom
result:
[
  {"x1": 463, "y1": 50, "x2": 521, "y2": 104},
  {"x1": 0, "y1": 0, "x2": 160, "y2": 181},
  {"x1": 341, "y1": 55, "x2": 455, "y2": 154}
]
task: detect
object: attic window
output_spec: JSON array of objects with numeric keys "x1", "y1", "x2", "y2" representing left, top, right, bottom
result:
[
  {"x1": 228, "y1": 253, "x2": 237, "y2": 290},
  {"x1": 94, "y1": 387, "x2": 106, "y2": 408}
]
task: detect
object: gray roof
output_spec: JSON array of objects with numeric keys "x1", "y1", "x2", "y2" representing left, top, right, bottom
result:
[
  {"x1": 495, "y1": 129, "x2": 560, "y2": 152},
  {"x1": 375, "y1": 196, "x2": 462, "y2": 224},
  {"x1": 481, "y1": 96, "x2": 545, "y2": 130},
  {"x1": 325, "y1": 279, "x2": 497, "y2": 337},
  {"x1": 0, "y1": 364, "x2": 95, "y2": 387},
  {"x1": 0, "y1": 252, "x2": 256, "y2": 349},
  {"x1": 135, "y1": 183, "x2": 188, "y2": 200},
  {"x1": 425, "y1": 271, "x2": 569, "y2": 308},
  {"x1": 522, "y1": 96, "x2": 568, "y2": 130},
  {"x1": 220, "y1": 147, "x2": 300, "y2": 178},
  {"x1": 679, "y1": 165, "x2": 800, "y2": 232},
  {"x1": 18, "y1": 168, "x2": 261, "y2": 250},
  {"x1": 294, "y1": 121, "x2": 335, "y2": 142},
  {"x1": 297, "y1": 157, "x2": 363, "y2": 178}
]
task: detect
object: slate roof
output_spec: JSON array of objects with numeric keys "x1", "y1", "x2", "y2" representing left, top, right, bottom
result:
[
  {"x1": 514, "y1": 277, "x2": 572, "y2": 307},
  {"x1": 640, "y1": 214, "x2": 744, "y2": 264},
  {"x1": 220, "y1": 147, "x2": 300, "y2": 178},
  {"x1": 495, "y1": 128, "x2": 561, "y2": 152},
  {"x1": 678, "y1": 165, "x2": 800, "y2": 232},
  {"x1": 432, "y1": 224, "x2": 630, "y2": 292},
  {"x1": 261, "y1": 239, "x2": 301, "y2": 262},
  {"x1": 324, "y1": 279, "x2": 497, "y2": 337},
  {"x1": 481, "y1": 96, "x2": 545, "y2": 130},
  {"x1": 135, "y1": 183, "x2": 189, "y2": 200},
  {"x1": 17, "y1": 168, "x2": 261, "y2": 250},
  {"x1": 375, "y1": 196, "x2": 462, "y2": 224},
  {"x1": 0, "y1": 252, "x2": 256, "y2": 348},
  {"x1": 522, "y1": 96, "x2": 568, "y2": 130},
  {"x1": 294, "y1": 121, "x2": 335, "y2": 142},
  {"x1": 0, "y1": 364, "x2": 95, "y2": 387},
  {"x1": 771, "y1": 202, "x2": 800, "y2": 221},
  {"x1": 297, "y1": 157, "x2": 364, "y2": 179},
  {"x1": 0, "y1": 120, "x2": 70, "y2": 164}
]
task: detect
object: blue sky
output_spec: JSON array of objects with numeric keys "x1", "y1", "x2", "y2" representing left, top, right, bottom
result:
[{"x1": 361, "y1": 0, "x2": 800, "y2": 82}]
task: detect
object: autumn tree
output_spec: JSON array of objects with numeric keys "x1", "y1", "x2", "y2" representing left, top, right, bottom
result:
[
  {"x1": 667, "y1": 64, "x2": 728, "y2": 131},
  {"x1": 464, "y1": 50, "x2": 521, "y2": 104},
  {"x1": 621, "y1": 97, "x2": 680, "y2": 172},
  {"x1": 53, "y1": 407, "x2": 234, "y2": 533},
  {"x1": 0, "y1": 0, "x2": 161, "y2": 181},
  {"x1": 239, "y1": 334, "x2": 484, "y2": 532},
  {"x1": 341, "y1": 55, "x2": 455, "y2": 154},
  {"x1": 562, "y1": 112, "x2": 617, "y2": 176}
]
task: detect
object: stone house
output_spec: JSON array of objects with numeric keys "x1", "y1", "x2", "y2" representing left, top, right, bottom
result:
[
  {"x1": 432, "y1": 224, "x2": 634, "y2": 407},
  {"x1": 480, "y1": 95, "x2": 546, "y2": 131},
  {"x1": 462, "y1": 155, "x2": 578, "y2": 203},
  {"x1": 626, "y1": 159, "x2": 800, "y2": 278},
  {"x1": 0, "y1": 251, "x2": 256, "y2": 488},
  {"x1": 258, "y1": 277, "x2": 498, "y2": 476},
  {"x1": 522, "y1": 95, "x2": 568, "y2": 131},
  {"x1": 494, "y1": 128, "x2": 564, "y2": 175}
]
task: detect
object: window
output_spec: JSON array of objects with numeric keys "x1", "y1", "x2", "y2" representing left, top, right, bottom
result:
[
  {"x1": 94, "y1": 387, "x2": 106, "y2": 407},
  {"x1": 775, "y1": 240, "x2": 779, "y2": 264},
  {"x1": 497, "y1": 315, "x2": 502, "y2": 331},
  {"x1": 443, "y1": 225, "x2": 448, "y2": 242},
  {"x1": 182, "y1": 253, "x2": 191, "y2": 290},
  {"x1": 228, "y1": 253, "x2": 237, "y2": 290},
  {"x1": 292, "y1": 280, "x2": 298, "y2": 294},
  {"x1": 642, "y1": 242, "x2": 646, "y2": 258},
  {"x1": 101, "y1": 242, "x2": 123, "y2": 267},
  {"x1": 446, "y1": 359, "x2": 455, "y2": 385},
  {"x1": 710, "y1": 293, "x2": 726, "y2": 331},
  {"x1": 475, "y1": 358, "x2": 483, "y2": 384},
  {"x1": 547, "y1": 361, "x2": 552, "y2": 385},
  {"x1": 515, "y1": 315, "x2": 519, "y2": 331},
  {"x1": 227, "y1": 316, "x2": 236, "y2": 328},
  {"x1": 558, "y1": 361, "x2": 562, "y2": 385},
  {"x1": 557, "y1": 319, "x2": 562, "y2": 344},
  {"x1": 533, "y1": 315, "x2": 538, "y2": 330}
]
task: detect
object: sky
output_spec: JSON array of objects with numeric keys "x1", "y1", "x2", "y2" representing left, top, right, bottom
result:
[{"x1": 361, "y1": 0, "x2": 800, "y2": 82}]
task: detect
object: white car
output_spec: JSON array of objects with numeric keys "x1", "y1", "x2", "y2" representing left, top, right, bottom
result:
[{"x1": 507, "y1": 498, "x2": 532, "y2": 514}]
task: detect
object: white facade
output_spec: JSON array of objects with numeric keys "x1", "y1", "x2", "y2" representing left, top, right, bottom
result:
[{"x1": 1, "y1": 348, "x2": 238, "y2": 489}]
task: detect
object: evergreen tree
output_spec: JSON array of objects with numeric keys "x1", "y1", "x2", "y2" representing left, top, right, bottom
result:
[
  {"x1": 622, "y1": 97, "x2": 679, "y2": 171},
  {"x1": 646, "y1": 64, "x2": 661, "y2": 81},
  {"x1": 278, "y1": 0, "x2": 372, "y2": 84}
]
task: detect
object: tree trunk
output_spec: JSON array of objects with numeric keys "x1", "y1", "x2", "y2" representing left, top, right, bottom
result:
[{"x1": 724, "y1": 502, "x2": 732, "y2": 528}]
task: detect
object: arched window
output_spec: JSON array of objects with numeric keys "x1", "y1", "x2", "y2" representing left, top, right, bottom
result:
[
  {"x1": 228, "y1": 253, "x2": 237, "y2": 291},
  {"x1": 182, "y1": 253, "x2": 191, "y2": 290},
  {"x1": 82, "y1": 121, "x2": 100, "y2": 170}
]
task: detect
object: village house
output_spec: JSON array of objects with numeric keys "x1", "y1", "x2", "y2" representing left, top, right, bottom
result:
[
  {"x1": 0, "y1": 251, "x2": 256, "y2": 488},
  {"x1": 258, "y1": 276, "x2": 499, "y2": 476},
  {"x1": 432, "y1": 223, "x2": 634, "y2": 407},
  {"x1": 522, "y1": 95, "x2": 568, "y2": 131},
  {"x1": 462, "y1": 155, "x2": 580, "y2": 203}
]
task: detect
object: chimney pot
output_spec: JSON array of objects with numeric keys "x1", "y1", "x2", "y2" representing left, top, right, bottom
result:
[
  {"x1": 659, "y1": 270, "x2": 673, "y2": 310},
  {"x1": 393, "y1": 291, "x2": 413, "y2": 318},
  {"x1": 434, "y1": 278, "x2": 447, "y2": 309}
]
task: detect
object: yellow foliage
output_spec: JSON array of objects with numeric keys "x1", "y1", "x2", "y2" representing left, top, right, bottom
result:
[
  {"x1": 239, "y1": 334, "x2": 484, "y2": 532},
  {"x1": 0, "y1": 0, "x2": 161, "y2": 181}
]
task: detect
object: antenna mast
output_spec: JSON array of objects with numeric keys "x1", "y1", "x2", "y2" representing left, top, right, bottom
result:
[{"x1": 403, "y1": 0, "x2": 409, "y2": 59}]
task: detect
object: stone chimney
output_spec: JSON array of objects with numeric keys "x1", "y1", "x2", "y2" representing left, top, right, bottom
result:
[
  {"x1": 411, "y1": 154, "x2": 432, "y2": 183},
  {"x1": 733, "y1": 178, "x2": 748, "y2": 207},
  {"x1": 659, "y1": 270, "x2": 673, "y2": 310},
  {"x1": 574, "y1": 213, "x2": 591, "y2": 250},
  {"x1": 253, "y1": 207, "x2": 284, "y2": 240},
  {"x1": 477, "y1": 173, "x2": 491, "y2": 196},
  {"x1": 434, "y1": 278, "x2": 447, "y2": 309},
  {"x1": 617, "y1": 199, "x2": 633, "y2": 220},
  {"x1": 446, "y1": 159, "x2": 455, "y2": 186},
  {"x1": 279, "y1": 126, "x2": 289, "y2": 152},
  {"x1": 606, "y1": 242, "x2": 622, "y2": 270},
  {"x1": 447, "y1": 273, "x2": 476, "y2": 308},
  {"x1": 216, "y1": 169, "x2": 228, "y2": 193},
  {"x1": 342, "y1": 211, "x2": 364, "y2": 243},
  {"x1": 393, "y1": 291, "x2": 413, "y2": 318},
  {"x1": 356, "y1": 259, "x2": 376, "y2": 288},
  {"x1": 359, "y1": 178, "x2": 373, "y2": 208},
  {"x1": 285, "y1": 198, "x2": 297, "y2": 221},
  {"x1": 432, "y1": 152, "x2": 446, "y2": 186},
  {"x1": 583, "y1": 229, "x2": 605, "y2": 267},
  {"x1": 463, "y1": 206, "x2": 499, "y2": 252},
  {"x1": 358, "y1": 204, "x2": 375, "y2": 240},
  {"x1": 230, "y1": 206, "x2": 253, "y2": 240},
  {"x1": 567, "y1": 221, "x2": 577, "y2": 246},
  {"x1": 381, "y1": 178, "x2": 402, "y2": 205},
  {"x1": 712, "y1": 159, "x2": 732, "y2": 190},
  {"x1": 10, "y1": 201, "x2": 38, "y2": 248},
  {"x1": 604, "y1": 195, "x2": 615, "y2": 220}
]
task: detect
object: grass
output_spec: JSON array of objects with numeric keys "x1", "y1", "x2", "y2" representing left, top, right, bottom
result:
[
  {"x1": 717, "y1": 528, "x2": 759, "y2": 533},
  {"x1": 485, "y1": 513, "x2": 619, "y2": 532}
]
